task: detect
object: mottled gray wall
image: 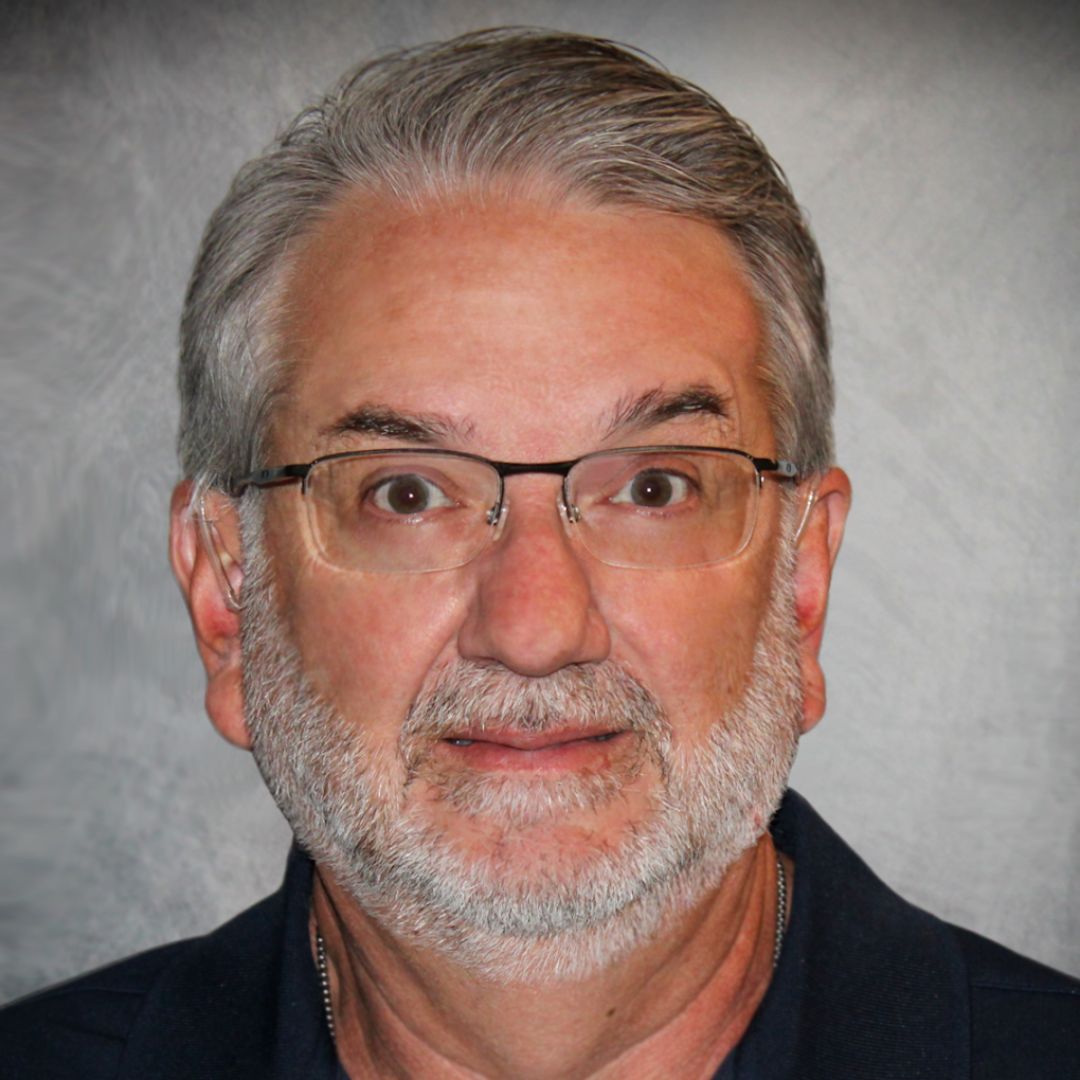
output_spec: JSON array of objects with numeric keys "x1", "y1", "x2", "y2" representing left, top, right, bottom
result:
[{"x1": 3, "y1": 0, "x2": 1078, "y2": 1003}]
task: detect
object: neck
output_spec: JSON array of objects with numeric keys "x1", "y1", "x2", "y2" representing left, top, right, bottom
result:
[{"x1": 311, "y1": 835, "x2": 789, "y2": 1079}]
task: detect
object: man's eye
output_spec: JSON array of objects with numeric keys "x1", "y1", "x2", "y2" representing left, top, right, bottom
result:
[
  {"x1": 368, "y1": 474, "x2": 453, "y2": 515},
  {"x1": 611, "y1": 469, "x2": 692, "y2": 508}
]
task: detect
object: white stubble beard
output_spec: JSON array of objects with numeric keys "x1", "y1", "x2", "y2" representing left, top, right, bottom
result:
[{"x1": 240, "y1": 506, "x2": 803, "y2": 982}]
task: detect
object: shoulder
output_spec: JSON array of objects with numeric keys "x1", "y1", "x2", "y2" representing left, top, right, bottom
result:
[
  {"x1": 952, "y1": 924, "x2": 1080, "y2": 1077},
  {"x1": 0, "y1": 883, "x2": 289, "y2": 1080},
  {"x1": 0, "y1": 940, "x2": 190, "y2": 1080},
  {"x1": 771, "y1": 791, "x2": 1080, "y2": 1078}
]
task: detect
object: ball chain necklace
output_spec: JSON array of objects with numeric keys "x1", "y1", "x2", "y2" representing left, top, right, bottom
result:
[
  {"x1": 315, "y1": 930, "x2": 336, "y2": 1044},
  {"x1": 772, "y1": 853, "x2": 787, "y2": 968},
  {"x1": 315, "y1": 855, "x2": 787, "y2": 1045}
]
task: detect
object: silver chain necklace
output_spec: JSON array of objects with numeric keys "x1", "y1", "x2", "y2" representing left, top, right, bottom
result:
[
  {"x1": 315, "y1": 929, "x2": 336, "y2": 1044},
  {"x1": 315, "y1": 855, "x2": 787, "y2": 1045},
  {"x1": 773, "y1": 853, "x2": 787, "y2": 969}
]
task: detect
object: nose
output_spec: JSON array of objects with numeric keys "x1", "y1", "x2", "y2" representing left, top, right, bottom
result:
[{"x1": 456, "y1": 482, "x2": 611, "y2": 677}]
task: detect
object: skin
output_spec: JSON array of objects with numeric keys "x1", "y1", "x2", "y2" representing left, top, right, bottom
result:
[{"x1": 171, "y1": 192, "x2": 850, "y2": 1078}]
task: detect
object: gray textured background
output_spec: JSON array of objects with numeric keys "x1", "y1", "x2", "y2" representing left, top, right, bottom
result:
[{"x1": 3, "y1": 0, "x2": 1078, "y2": 1003}]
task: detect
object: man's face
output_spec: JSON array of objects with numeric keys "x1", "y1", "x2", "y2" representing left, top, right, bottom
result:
[{"x1": 243, "y1": 193, "x2": 803, "y2": 975}]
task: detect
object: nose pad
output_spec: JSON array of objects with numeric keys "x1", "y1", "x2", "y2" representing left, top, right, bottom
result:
[
  {"x1": 486, "y1": 494, "x2": 580, "y2": 550},
  {"x1": 559, "y1": 475, "x2": 581, "y2": 525},
  {"x1": 487, "y1": 499, "x2": 509, "y2": 535}
]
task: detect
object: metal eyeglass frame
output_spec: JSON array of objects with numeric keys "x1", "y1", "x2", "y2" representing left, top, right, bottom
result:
[{"x1": 227, "y1": 445, "x2": 800, "y2": 570}]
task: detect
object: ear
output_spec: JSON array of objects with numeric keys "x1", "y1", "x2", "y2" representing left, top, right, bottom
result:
[
  {"x1": 792, "y1": 467, "x2": 851, "y2": 734},
  {"x1": 169, "y1": 480, "x2": 251, "y2": 749}
]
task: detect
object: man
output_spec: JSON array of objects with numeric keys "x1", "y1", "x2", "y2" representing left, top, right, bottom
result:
[{"x1": 2, "y1": 28, "x2": 1076, "y2": 1079}]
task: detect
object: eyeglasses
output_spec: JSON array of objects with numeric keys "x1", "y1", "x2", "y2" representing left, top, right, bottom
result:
[{"x1": 229, "y1": 446, "x2": 799, "y2": 573}]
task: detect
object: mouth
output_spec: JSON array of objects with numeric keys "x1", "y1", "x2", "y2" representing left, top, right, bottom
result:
[{"x1": 437, "y1": 728, "x2": 629, "y2": 771}]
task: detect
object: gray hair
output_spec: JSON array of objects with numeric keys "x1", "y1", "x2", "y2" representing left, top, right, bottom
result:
[{"x1": 178, "y1": 29, "x2": 833, "y2": 494}]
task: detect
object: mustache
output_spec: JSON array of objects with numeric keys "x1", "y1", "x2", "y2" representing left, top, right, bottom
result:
[{"x1": 401, "y1": 660, "x2": 671, "y2": 745}]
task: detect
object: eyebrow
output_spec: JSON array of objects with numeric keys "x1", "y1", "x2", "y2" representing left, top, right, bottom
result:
[
  {"x1": 320, "y1": 404, "x2": 471, "y2": 445},
  {"x1": 602, "y1": 385, "x2": 734, "y2": 438},
  {"x1": 319, "y1": 384, "x2": 732, "y2": 451}
]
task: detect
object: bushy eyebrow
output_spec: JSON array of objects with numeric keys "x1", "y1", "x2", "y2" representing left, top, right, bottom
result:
[
  {"x1": 602, "y1": 385, "x2": 734, "y2": 438},
  {"x1": 320, "y1": 385, "x2": 730, "y2": 449},
  {"x1": 320, "y1": 404, "x2": 471, "y2": 445}
]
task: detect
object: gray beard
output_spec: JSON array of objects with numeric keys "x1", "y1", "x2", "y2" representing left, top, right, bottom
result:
[{"x1": 240, "y1": 512, "x2": 803, "y2": 982}]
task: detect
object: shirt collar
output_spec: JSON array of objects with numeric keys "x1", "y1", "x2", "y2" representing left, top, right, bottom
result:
[{"x1": 727, "y1": 790, "x2": 970, "y2": 1079}]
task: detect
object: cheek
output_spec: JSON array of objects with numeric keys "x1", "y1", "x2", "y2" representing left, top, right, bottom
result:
[
  {"x1": 274, "y1": 561, "x2": 467, "y2": 737},
  {"x1": 600, "y1": 560, "x2": 772, "y2": 726}
]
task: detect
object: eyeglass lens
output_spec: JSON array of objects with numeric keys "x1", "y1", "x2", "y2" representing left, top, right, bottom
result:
[{"x1": 303, "y1": 450, "x2": 760, "y2": 573}]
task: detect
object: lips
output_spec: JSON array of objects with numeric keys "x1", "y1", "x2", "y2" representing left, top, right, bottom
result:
[
  {"x1": 437, "y1": 728, "x2": 628, "y2": 771},
  {"x1": 443, "y1": 728, "x2": 622, "y2": 751}
]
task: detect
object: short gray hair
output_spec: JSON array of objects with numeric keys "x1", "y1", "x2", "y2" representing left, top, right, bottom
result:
[{"x1": 178, "y1": 29, "x2": 833, "y2": 493}]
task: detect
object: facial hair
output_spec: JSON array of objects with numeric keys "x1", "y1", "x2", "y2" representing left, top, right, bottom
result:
[{"x1": 240, "y1": 511, "x2": 803, "y2": 982}]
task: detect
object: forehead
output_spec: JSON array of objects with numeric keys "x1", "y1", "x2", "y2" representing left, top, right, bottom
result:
[{"x1": 275, "y1": 192, "x2": 770, "y2": 459}]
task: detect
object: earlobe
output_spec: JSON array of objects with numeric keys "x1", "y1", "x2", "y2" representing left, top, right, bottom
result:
[
  {"x1": 792, "y1": 467, "x2": 851, "y2": 734},
  {"x1": 169, "y1": 481, "x2": 252, "y2": 749}
]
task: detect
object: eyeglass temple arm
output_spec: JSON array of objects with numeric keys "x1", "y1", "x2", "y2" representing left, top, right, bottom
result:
[
  {"x1": 754, "y1": 458, "x2": 799, "y2": 480},
  {"x1": 227, "y1": 464, "x2": 311, "y2": 497}
]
